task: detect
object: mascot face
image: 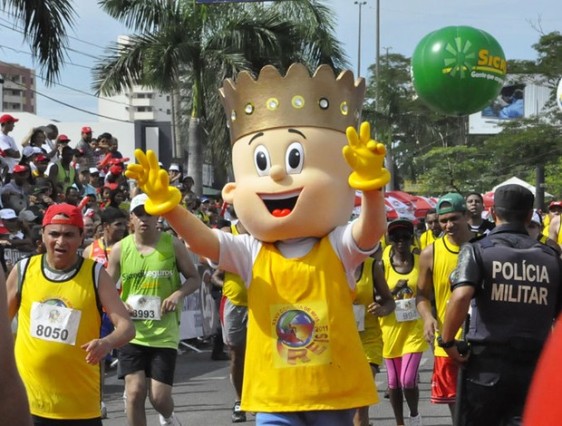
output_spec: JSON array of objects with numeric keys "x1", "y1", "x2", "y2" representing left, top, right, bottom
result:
[{"x1": 222, "y1": 126, "x2": 354, "y2": 242}]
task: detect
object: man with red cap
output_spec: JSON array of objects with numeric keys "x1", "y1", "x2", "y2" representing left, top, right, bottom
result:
[
  {"x1": 76, "y1": 126, "x2": 97, "y2": 169},
  {"x1": 6, "y1": 203, "x2": 135, "y2": 425},
  {"x1": 0, "y1": 114, "x2": 22, "y2": 181}
]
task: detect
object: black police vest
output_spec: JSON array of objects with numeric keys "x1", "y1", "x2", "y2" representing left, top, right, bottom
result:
[{"x1": 468, "y1": 234, "x2": 560, "y2": 346}]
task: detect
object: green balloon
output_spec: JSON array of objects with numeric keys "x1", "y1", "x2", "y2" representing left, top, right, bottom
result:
[{"x1": 412, "y1": 26, "x2": 506, "y2": 116}]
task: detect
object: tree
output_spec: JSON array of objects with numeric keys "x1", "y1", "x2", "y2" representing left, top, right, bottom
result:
[
  {"x1": 93, "y1": 0, "x2": 346, "y2": 195},
  {"x1": 2, "y1": 0, "x2": 75, "y2": 83}
]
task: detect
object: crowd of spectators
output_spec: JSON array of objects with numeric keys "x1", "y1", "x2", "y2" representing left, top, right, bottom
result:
[{"x1": 0, "y1": 114, "x2": 223, "y2": 272}]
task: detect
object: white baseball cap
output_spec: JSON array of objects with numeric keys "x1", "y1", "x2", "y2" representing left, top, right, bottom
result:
[
  {"x1": 0, "y1": 208, "x2": 17, "y2": 220},
  {"x1": 130, "y1": 193, "x2": 149, "y2": 213},
  {"x1": 169, "y1": 164, "x2": 180, "y2": 172}
]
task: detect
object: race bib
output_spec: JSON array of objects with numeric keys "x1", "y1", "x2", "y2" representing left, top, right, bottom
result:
[
  {"x1": 353, "y1": 304, "x2": 366, "y2": 332},
  {"x1": 395, "y1": 299, "x2": 420, "y2": 322},
  {"x1": 30, "y1": 302, "x2": 81, "y2": 345},
  {"x1": 127, "y1": 295, "x2": 162, "y2": 320}
]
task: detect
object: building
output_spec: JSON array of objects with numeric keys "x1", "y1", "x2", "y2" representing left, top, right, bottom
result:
[{"x1": 0, "y1": 62, "x2": 36, "y2": 113}]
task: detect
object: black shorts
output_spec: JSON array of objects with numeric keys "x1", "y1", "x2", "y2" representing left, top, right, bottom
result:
[
  {"x1": 33, "y1": 416, "x2": 102, "y2": 426},
  {"x1": 117, "y1": 343, "x2": 177, "y2": 386}
]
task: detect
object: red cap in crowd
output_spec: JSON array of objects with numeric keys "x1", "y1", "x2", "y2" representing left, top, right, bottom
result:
[
  {"x1": 0, "y1": 114, "x2": 19, "y2": 124},
  {"x1": 109, "y1": 165, "x2": 123, "y2": 176},
  {"x1": 42, "y1": 203, "x2": 84, "y2": 230},
  {"x1": 35, "y1": 154, "x2": 49, "y2": 163},
  {"x1": 81, "y1": 126, "x2": 92, "y2": 134},
  {"x1": 13, "y1": 165, "x2": 28, "y2": 173},
  {"x1": 58, "y1": 134, "x2": 71, "y2": 143},
  {"x1": 549, "y1": 201, "x2": 562, "y2": 210}
]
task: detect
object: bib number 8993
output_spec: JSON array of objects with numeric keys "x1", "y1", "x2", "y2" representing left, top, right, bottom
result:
[{"x1": 133, "y1": 309, "x2": 155, "y2": 319}]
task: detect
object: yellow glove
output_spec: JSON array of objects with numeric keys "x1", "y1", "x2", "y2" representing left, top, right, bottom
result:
[
  {"x1": 125, "y1": 149, "x2": 182, "y2": 216},
  {"x1": 343, "y1": 121, "x2": 390, "y2": 191}
]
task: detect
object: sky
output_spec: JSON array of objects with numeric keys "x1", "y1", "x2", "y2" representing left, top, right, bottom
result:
[{"x1": 0, "y1": 0, "x2": 560, "y2": 124}]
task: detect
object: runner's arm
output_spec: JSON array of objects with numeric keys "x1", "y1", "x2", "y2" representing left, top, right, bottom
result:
[
  {"x1": 172, "y1": 237, "x2": 201, "y2": 299},
  {"x1": 369, "y1": 260, "x2": 395, "y2": 316},
  {"x1": 416, "y1": 244, "x2": 439, "y2": 343},
  {"x1": 81, "y1": 268, "x2": 135, "y2": 365}
]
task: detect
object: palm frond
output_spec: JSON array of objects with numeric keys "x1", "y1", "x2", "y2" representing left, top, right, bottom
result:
[{"x1": 3, "y1": 0, "x2": 76, "y2": 83}]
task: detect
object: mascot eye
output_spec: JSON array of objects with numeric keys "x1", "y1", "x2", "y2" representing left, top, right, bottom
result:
[
  {"x1": 285, "y1": 142, "x2": 304, "y2": 174},
  {"x1": 254, "y1": 145, "x2": 271, "y2": 176}
]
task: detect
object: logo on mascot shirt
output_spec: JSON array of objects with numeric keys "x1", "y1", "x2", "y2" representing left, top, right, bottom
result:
[{"x1": 271, "y1": 304, "x2": 331, "y2": 367}]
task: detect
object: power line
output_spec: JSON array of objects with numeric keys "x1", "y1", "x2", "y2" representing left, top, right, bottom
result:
[
  {"x1": 0, "y1": 43, "x2": 91, "y2": 70},
  {"x1": 0, "y1": 10, "x2": 109, "y2": 51},
  {"x1": 0, "y1": 20, "x2": 101, "y2": 61},
  {"x1": 0, "y1": 50, "x2": 132, "y2": 107},
  {"x1": 7, "y1": 76, "x2": 132, "y2": 123}
]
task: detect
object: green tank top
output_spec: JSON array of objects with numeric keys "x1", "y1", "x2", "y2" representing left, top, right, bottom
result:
[{"x1": 120, "y1": 233, "x2": 181, "y2": 349}]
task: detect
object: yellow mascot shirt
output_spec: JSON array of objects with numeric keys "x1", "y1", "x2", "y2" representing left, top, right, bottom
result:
[
  {"x1": 432, "y1": 237, "x2": 462, "y2": 357},
  {"x1": 380, "y1": 247, "x2": 427, "y2": 358},
  {"x1": 242, "y1": 236, "x2": 378, "y2": 412},
  {"x1": 354, "y1": 257, "x2": 383, "y2": 366},
  {"x1": 15, "y1": 255, "x2": 102, "y2": 420}
]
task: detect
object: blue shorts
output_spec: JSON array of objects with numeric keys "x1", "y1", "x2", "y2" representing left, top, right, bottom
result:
[{"x1": 255, "y1": 409, "x2": 354, "y2": 426}]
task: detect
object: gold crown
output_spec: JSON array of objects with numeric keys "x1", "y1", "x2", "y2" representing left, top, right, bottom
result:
[{"x1": 220, "y1": 63, "x2": 366, "y2": 142}]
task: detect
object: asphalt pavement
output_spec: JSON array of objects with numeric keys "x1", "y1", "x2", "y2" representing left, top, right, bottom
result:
[{"x1": 102, "y1": 342, "x2": 453, "y2": 426}]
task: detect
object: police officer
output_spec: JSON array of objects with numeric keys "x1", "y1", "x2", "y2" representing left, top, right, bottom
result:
[{"x1": 440, "y1": 184, "x2": 562, "y2": 426}]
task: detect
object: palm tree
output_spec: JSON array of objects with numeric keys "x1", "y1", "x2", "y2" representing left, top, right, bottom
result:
[
  {"x1": 3, "y1": 0, "x2": 75, "y2": 83},
  {"x1": 93, "y1": 0, "x2": 347, "y2": 195}
]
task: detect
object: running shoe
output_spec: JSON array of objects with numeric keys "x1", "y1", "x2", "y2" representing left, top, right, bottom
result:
[
  {"x1": 232, "y1": 401, "x2": 246, "y2": 423},
  {"x1": 409, "y1": 413, "x2": 422, "y2": 426}
]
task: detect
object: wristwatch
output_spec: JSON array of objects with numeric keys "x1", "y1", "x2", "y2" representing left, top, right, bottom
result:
[{"x1": 437, "y1": 336, "x2": 456, "y2": 349}]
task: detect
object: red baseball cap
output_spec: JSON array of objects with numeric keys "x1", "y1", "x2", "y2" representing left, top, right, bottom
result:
[
  {"x1": 13, "y1": 164, "x2": 28, "y2": 173},
  {"x1": 549, "y1": 201, "x2": 562, "y2": 210},
  {"x1": 42, "y1": 203, "x2": 84, "y2": 230},
  {"x1": 109, "y1": 165, "x2": 122, "y2": 175},
  {"x1": 81, "y1": 126, "x2": 92, "y2": 133},
  {"x1": 0, "y1": 114, "x2": 19, "y2": 124},
  {"x1": 58, "y1": 134, "x2": 71, "y2": 143},
  {"x1": 35, "y1": 154, "x2": 49, "y2": 163}
]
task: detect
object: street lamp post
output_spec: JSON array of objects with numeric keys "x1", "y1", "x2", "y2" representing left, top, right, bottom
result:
[{"x1": 354, "y1": 1, "x2": 367, "y2": 77}]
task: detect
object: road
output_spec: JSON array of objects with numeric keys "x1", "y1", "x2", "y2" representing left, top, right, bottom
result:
[{"x1": 102, "y1": 343, "x2": 453, "y2": 425}]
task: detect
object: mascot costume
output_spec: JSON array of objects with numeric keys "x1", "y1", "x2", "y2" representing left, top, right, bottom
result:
[{"x1": 126, "y1": 63, "x2": 390, "y2": 425}]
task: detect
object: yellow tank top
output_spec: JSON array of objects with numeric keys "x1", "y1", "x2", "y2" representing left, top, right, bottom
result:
[
  {"x1": 419, "y1": 230, "x2": 437, "y2": 250},
  {"x1": 543, "y1": 214, "x2": 551, "y2": 237},
  {"x1": 432, "y1": 237, "x2": 462, "y2": 356},
  {"x1": 354, "y1": 257, "x2": 383, "y2": 366},
  {"x1": 380, "y1": 246, "x2": 427, "y2": 358},
  {"x1": 15, "y1": 255, "x2": 102, "y2": 419},
  {"x1": 242, "y1": 237, "x2": 378, "y2": 412},
  {"x1": 222, "y1": 224, "x2": 247, "y2": 306}
]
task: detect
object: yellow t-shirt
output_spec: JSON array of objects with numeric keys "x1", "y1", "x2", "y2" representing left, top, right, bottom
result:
[
  {"x1": 15, "y1": 255, "x2": 102, "y2": 419},
  {"x1": 432, "y1": 237, "x2": 463, "y2": 356},
  {"x1": 354, "y1": 257, "x2": 383, "y2": 366},
  {"x1": 380, "y1": 246, "x2": 427, "y2": 358},
  {"x1": 242, "y1": 237, "x2": 378, "y2": 412}
]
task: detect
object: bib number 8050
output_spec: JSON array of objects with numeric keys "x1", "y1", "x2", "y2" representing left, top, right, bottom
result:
[{"x1": 35, "y1": 324, "x2": 70, "y2": 341}]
